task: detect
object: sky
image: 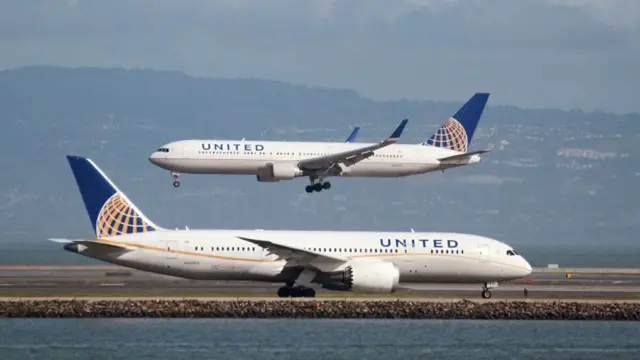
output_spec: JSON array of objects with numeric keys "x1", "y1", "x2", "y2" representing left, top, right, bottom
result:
[{"x1": 0, "y1": 0, "x2": 638, "y2": 114}]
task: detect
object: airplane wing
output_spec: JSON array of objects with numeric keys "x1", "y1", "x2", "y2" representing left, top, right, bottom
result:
[
  {"x1": 344, "y1": 126, "x2": 360, "y2": 143},
  {"x1": 298, "y1": 119, "x2": 408, "y2": 172},
  {"x1": 438, "y1": 149, "x2": 490, "y2": 162},
  {"x1": 237, "y1": 236, "x2": 348, "y2": 263}
]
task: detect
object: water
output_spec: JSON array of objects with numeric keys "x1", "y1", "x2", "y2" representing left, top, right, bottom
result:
[{"x1": 0, "y1": 319, "x2": 638, "y2": 359}]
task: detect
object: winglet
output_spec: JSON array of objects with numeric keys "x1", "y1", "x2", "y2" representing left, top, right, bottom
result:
[
  {"x1": 345, "y1": 126, "x2": 360, "y2": 143},
  {"x1": 386, "y1": 119, "x2": 409, "y2": 143}
]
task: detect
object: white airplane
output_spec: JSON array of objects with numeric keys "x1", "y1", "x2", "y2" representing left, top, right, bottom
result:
[
  {"x1": 51, "y1": 155, "x2": 532, "y2": 299},
  {"x1": 149, "y1": 93, "x2": 492, "y2": 193}
]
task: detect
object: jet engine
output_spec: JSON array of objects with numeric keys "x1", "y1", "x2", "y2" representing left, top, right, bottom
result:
[
  {"x1": 331, "y1": 261, "x2": 400, "y2": 293},
  {"x1": 256, "y1": 162, "x2": 304, "y2": 182}
]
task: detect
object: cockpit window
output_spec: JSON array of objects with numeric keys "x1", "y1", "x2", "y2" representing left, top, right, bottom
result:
[
  {"x1": 506, "y1": 250, "x2": 515, "y2": 256},
  {"x1": 157, "y1": 148, "x2": 170, "y2": 153}
]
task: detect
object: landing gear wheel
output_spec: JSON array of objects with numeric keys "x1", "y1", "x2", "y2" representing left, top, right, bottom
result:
[
  {"x1": 277, "y1": 287, "x2": 291, "y2": 298},
  {"x1": 171, "y1": 172, "x2": 180, "y2": 188},
  {"x1": 322, "y1": 182, "x2": 331, "y2": 190},
  {"x1": 305, "y1": 185, "x2": 313, "y2": 193},
  {"x1": 302, "y1": 288, "x2": 316, "y2": 297},
  {"x1": 290, "y1": 287, "x2": 304, "y2": 298},
  {"x1": 481, "y1": 289, "x2": 492, "y2": 299},
  {"x1": 313, "y1": 183, "x2": 323, "y2": 192}
]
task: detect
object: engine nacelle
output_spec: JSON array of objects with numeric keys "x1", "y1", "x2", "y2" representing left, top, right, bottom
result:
[
  {"x1": 341, "y1": 261, "x2": 400, "y2": 293},
  {"x1": 256, "y1": 162, "x2": 303, "y2": 182}
]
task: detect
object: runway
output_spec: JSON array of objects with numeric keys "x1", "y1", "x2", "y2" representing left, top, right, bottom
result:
[{"x1": 0, "y1": 266, "x2": 639, "y2": 300}]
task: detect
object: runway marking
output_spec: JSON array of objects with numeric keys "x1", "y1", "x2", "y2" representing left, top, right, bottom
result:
[{"x1": 99, "y1": 283, "x2": 126, "y2": 287}]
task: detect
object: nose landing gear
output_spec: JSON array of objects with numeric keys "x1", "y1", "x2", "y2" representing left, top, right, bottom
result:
[
  {"x1": 172, "y1": 172, "x2": 180, "y2": 188},
  {"x1": 481, "y1": 281, "x2": 498, "y2": 299}
]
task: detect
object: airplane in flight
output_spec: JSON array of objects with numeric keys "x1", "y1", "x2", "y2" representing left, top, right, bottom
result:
[
  {"x1": 344, "y1": 126, "x2": 360, "y2": 143},
  {"x1": 51, "y1": 155, "x2": 532, "y2": 299},
  {"x1": 149, "y1": 93, "x2": 492, "y2": 193}
]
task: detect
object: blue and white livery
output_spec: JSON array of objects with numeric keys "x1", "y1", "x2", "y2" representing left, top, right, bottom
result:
[
  {"x1": 149, "y1": 93, "x2": 491, "y2": 193},
  {"x1": 51, "y1": 155, "x2": 531, "y2": 299}
]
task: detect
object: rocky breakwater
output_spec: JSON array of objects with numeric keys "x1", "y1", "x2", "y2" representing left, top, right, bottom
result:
[{"x1": 1, "y1": 299, "x2": 639, "y2": 320}]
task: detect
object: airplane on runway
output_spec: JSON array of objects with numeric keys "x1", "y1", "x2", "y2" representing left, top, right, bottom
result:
[
  {"x1": 149, "y1": 93, "x2": 492, "y2": 193},
  {"x1": 50, "y1": 155, "x2": 531, "y2": 299}
]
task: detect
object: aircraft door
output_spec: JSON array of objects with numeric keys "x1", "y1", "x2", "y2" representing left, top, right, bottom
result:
[{"x1": 477, "y1": 244, "x2": 490, "y2": 256}]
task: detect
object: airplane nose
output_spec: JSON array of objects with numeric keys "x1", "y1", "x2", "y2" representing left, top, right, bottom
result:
[
  {"x1": 521, "y1": 260, "x2": 533, "y2": 277},
  {"x1": 149, "y1": 152, "x2": 163, "y2": 164}
]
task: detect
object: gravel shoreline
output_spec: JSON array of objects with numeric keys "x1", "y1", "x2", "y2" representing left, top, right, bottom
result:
[{"x1": 1, "y1": 299, "x2": 639, "y2": 320}]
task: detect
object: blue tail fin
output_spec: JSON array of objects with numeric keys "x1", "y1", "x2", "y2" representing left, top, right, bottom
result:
[
  {"x1": 345, "y1": 126, "x2": 360, "y2": 143},
  {"x1": 422, "y1": 93, "x2": 489, "y2": 152},
  {"x1": 66, "y1": 155, "x2": 160, "y2": 238}
]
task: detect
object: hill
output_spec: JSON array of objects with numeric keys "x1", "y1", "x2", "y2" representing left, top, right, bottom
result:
[{"x1": 0, "y1": 66, "x2": 639, "y2": 266}]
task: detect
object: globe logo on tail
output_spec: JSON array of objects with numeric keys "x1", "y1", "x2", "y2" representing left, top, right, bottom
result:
[
  {"x1": 423, "y1": 118, "x2": 468, "y2": 153},
  {"x1": 96, "y1": 193, "x2": 155, "y2": 238}
]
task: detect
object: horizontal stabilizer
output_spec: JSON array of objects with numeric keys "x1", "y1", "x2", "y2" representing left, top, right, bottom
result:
[
  {"x1": 48, "y1": 238, "x2": 79, "y2": 244},
  {"x1": 438, "y1": 149, "x2": 490, "y2": 162},
  {"x1": 78, "y1": 240, "x2": 135, "y2": 252},
  {"x1": 49, "y1": 238, "x2": 134, "y2": 254}
]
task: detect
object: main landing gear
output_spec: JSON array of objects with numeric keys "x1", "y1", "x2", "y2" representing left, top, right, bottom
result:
[
  {"x1": 172, "y1": 172, "x2": 180, "y2": 188},
  {"x1": 481, "y1": 281, "x2": 498, "y2": 299},
  {"x1": 305, "y1": 177, "x2": 331, "y2": 193},
  {"x1": 277, "y1": 282, "x2": 317, "y2": 298}
]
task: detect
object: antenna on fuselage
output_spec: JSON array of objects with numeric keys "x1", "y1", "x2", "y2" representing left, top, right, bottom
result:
[{"x1": 410, "y1": 228, "x2": 415, "y2": 233}]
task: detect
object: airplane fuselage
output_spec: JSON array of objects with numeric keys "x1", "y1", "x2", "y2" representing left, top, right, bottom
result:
[
  {"x1": 65, "y1": 229, "x2": 531, "y2": 285},
  {"x1": 149, "y1": 140, "x2": 482, "y2": 179}
]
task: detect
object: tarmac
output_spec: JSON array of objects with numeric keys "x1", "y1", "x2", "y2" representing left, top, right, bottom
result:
[{"x1": 0, "y1": 265, "x2": 639, "y2": 300}]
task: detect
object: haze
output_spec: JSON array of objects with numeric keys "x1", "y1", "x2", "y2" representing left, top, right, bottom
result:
[
  {"x1": 1, "y1": 0, "x2": 639, "y2": 113},
  {"x1": 0, "y1": 0, "x2": 639, "y2": 266}
]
